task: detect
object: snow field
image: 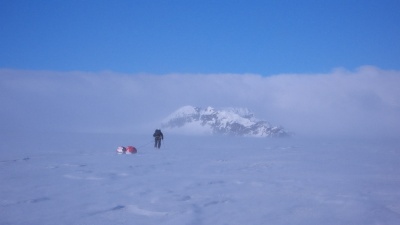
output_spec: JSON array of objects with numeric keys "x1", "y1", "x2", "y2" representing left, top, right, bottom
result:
[{"x1": 1, "y1": 133, "x2": 400, "y2": 225}]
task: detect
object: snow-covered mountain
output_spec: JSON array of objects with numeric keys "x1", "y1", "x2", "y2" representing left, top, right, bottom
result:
[{"x1": 161, "y1": 105, "x2": 289, "y2": 137}]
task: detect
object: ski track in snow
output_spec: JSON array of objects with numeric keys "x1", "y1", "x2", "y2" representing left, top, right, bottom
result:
[{"x1": 1, "y1": 134, "x2": 400, "y2": 225}]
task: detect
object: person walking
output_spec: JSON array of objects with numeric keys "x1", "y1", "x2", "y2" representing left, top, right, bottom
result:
[{"x1": 153, "y1": 129, "x2": 164, "y2": 149}]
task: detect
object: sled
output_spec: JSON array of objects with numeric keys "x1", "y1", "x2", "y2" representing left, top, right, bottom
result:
[
  {"x1": 116, "y1": 146, "x2": 126, "y2": 154},
  {"x1": 126, "y1": 146, "x2": 137, "y2": 154}
]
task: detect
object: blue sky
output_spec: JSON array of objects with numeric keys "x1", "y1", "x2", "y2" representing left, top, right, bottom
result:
[{"x1": 1, "y1": 0, "x2": 399, "y2": 75}]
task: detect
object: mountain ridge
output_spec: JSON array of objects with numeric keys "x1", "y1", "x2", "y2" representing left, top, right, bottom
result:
[{"x1": 161, "y1": 105, "x2": 289, "y2": 137}]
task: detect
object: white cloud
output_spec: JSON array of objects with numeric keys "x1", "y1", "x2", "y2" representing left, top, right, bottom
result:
[{"x1": 1, "y1": 66, "x2": 399, "y2": 138}]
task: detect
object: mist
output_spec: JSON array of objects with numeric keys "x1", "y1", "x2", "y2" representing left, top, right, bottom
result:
[{"x1": 1, "y1": 66, "x2": 399, "y2": 138}]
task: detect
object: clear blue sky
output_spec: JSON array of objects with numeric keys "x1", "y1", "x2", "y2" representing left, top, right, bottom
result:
[{"x1": 1, "y1": 0, "x2": 399, "y2": 75}]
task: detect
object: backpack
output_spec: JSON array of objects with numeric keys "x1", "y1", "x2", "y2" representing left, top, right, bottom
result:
[{"x1": 153, "y1": 129, "x2": 162, "y2": 137}]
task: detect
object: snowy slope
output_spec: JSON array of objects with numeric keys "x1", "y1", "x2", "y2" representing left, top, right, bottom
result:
[
  {"x1": 162, "y1": 105, "x2": 288, "y2": 137},
  {"x1": 1, "y1": 132, "x2": 400, "y2": 225}
]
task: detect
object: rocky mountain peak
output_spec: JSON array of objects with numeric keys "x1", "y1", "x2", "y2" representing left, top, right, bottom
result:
[{"x1": 162, "y1": 105, "x2": 289, "y2": 137}]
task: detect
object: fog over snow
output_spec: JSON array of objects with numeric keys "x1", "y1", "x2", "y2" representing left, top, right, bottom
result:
[
  {"x1": 1, "y1": 66, "x2": 399, "y2": 138},
  {"x1": 1, "y1": 67, "x2": 400, "y2": 224}
]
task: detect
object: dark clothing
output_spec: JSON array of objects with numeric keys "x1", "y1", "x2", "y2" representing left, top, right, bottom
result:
[{"x1": 153, "y1": 129, "x2": 164, "y2": 148}]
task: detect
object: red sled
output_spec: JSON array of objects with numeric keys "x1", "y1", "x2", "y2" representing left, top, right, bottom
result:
[{"x1": 126, "y1": 146, "x2": 137, "y2": 154}]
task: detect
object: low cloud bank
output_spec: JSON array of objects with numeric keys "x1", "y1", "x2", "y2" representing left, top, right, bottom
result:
[{"x1": 1, "y1": 66, "x2": 399, "y2": 138}]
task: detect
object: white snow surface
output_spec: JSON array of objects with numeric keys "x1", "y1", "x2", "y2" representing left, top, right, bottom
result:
[{"x1": 1, "y1": 132, "x2": 400, "y2": 225}]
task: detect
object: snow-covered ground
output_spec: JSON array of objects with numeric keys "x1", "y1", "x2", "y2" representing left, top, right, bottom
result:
[{"x1": 1, "y1": 132, "x2": 400, "y2": 225}]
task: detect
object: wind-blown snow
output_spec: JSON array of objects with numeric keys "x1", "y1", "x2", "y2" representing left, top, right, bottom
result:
[
  {"x1": 163, "y1": 105, "x2": 200, "y2": 122},
  {"x1": 1, "y1": 132, "x2": 400, "y2": 225}
]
